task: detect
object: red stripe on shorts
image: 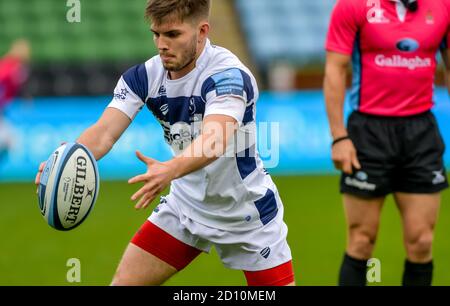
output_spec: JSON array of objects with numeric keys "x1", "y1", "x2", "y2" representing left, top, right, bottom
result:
[
  {"x1": 131, "y1": 220, "x2": 201, "y2": 271},
  {"x1": 244, "y1": 261, "x2": 295, "y2": 286}
]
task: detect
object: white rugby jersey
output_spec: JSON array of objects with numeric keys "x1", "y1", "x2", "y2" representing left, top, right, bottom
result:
[{"x1": 108, "y1": 39, "x2": 281, "y2": 231}]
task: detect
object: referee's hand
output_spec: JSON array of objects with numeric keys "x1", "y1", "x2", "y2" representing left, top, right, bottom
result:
[{"x1": 331, "y1": 139, "x2": 361, "y2": 174}]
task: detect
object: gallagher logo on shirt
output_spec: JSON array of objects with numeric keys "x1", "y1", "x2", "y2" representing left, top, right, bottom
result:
[{"x1": 396, "y1": 38, "x2": 420, "y2": 52}]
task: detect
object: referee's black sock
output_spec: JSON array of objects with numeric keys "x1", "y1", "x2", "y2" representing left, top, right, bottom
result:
[
  {"x1": 402, "y1": 259, "x2": 433, "y2": 286},
  {"x1": 338, "y1": 253, "x2": 368, "y2": 286}
]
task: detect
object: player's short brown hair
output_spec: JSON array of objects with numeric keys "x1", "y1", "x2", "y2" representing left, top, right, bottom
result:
[{"x1": 145, "y1": 0, "x2": 211, "y2": 25}]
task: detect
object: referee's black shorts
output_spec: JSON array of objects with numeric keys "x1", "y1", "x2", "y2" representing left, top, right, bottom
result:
[{"x1": 340, "y1": 111, "x2": 449, "y2": 197}]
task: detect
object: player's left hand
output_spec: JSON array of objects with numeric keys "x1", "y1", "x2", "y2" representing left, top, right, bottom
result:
[{"x1": 128, "y1": 150, "x2": 176, "y2": 210}]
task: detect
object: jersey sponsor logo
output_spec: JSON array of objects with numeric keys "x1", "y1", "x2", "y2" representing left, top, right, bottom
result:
[
  {"x1": 113, "y1": 88, "x2": 129, "y2": 100},
  {"x1": 355, "y1": 171, "x2": 369, "y2": 181},
  {"x1": 432, "y1": 170, "x2": 446, "y2": 185},
  {"x1": 211, "y1": 68, "x2": 244, "y2": 97},
  {"x1": 345, "y1": 177, "x2": 376, "y2": 191},
  {"x1": 374, "y1": 54, "x2": 432, "y2": 70},
  {"x1": 396, "y1": 38, "x2": 419, "y2": 52},
  {"x1": 170, "y1": 121, "x2": 192, "y2": 151},
  {"x1": 346, "y1": 171, "x2": 376, "y2": 191},
  {"x1": 147, "y1": 96, "x2": 205, "y2": 153},
  {"x1": 170, "y1": 121, "x2": 198, "y2": 152},
  {"x1": 366, "y1": 0, "x2": 390, "y2": 24}
]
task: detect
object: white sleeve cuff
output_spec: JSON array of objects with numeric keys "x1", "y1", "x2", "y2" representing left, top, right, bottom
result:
[{"x1": 204, "y1": 95, "x2": 246, "y2": 125}]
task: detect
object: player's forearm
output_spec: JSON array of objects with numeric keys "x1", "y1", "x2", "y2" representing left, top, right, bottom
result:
[
  {"x1": 324, "y1": 66, "x2": 348, "y2": 139},
  {"x1": 167, "y1": 115, "x2": 238, "y2": 179},
  {"x1": 76, "y1": 108, "x2": 131, "y2": 161},
  {"x1": 167, "y1": 132, "x2": 225, "y2": 179},
  {"x1": 77, "y1": 124, "x2": 115, "y2": 161}
]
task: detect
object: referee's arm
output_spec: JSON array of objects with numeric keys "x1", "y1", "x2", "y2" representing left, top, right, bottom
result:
[
  {"x1": 442, "y1": 48, "x2": 450, "y2": 94},
  {"x1": 324, "y1": 51, "x2": 361, "y2": 174},
  {"x1": 324, "y1": 52, "x2": 349, "y2": 139}
]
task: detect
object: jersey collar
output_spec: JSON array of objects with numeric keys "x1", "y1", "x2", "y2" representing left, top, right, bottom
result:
[{"x1": 195, "y1": 38, "x2": 211, "y2": 72}]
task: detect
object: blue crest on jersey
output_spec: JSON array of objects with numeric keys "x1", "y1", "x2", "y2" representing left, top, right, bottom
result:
[{"x1": 396, "y1": 38, "x2": 419, "y2": 52}]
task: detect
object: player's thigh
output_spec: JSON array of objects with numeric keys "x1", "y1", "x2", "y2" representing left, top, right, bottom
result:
[
  {"x1": 112, "y1": 243, "x2": 177, "y2": 286},
  {"x1": 343, "y1": 194, "x2": 385, "y2": 234},
  {"x1": 112, "y1": 200, "x2": 204, "y2": 286},
  {"x1": 394, "y1": 192, "x2": 441, "y2": 240}
]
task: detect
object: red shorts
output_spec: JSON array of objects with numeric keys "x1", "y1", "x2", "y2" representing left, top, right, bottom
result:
[{"x1": 131, "y1": 220, "x2": 295, "y2": 286}]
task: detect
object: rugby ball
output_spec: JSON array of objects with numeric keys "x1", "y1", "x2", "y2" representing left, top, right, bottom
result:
[{"x1": 38, "y1": 142, "x2": 99, "y2": 231}]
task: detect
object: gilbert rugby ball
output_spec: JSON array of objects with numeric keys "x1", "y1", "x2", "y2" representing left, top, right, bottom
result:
[{"x1": 38, "y1": 142, "x2": 99, "y2": 231}]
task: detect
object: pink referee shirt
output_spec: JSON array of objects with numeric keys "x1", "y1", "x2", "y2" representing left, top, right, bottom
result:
[
  {"x1": 326, "y1": 0, "x2": 450, "y2": 116},
  {"x1": 0, "y1": 56, "x2": 27, "y2": 110}
]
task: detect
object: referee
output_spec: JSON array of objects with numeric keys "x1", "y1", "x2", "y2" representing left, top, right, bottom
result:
[{"x1": 324, "y1": 0, "x2": 449, "y2": 286}]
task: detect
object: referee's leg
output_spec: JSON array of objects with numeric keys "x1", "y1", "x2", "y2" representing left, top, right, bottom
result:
[
  {"x1": 339, "y1": 194, "x2": 385, "y2": 286},
  {"x1": 394, "y1": 192, "x2": 441, "y2": 286}
]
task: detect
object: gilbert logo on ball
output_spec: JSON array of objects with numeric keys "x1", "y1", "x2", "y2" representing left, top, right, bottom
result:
[{"x1": 38, "y1": 143, "x2": 99, "y2": 231}]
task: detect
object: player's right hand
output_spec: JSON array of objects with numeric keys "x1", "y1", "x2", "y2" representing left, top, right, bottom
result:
[
  {"x1": 331, "y1": 138, "x2": 361, "y2": 174},
  {"x1": 35, "y1": 142, "x2": 66, "y2": 190},
  {"x1": 35, "y1": 162, "x2": 46, "y2": 191}
]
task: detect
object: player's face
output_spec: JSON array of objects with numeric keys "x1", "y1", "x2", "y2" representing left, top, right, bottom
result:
[{"x1": 151, "y1": 18, "x2": 200, "y2": 76}]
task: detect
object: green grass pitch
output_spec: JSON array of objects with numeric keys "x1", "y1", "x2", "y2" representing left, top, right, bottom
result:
[{"x1": 0, "y1": 176, "x2": 449, "y2": 286}]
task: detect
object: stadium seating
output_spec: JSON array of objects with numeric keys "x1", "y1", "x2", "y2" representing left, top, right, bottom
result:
[
  {"x1": 0, "y1": 0, "x2": 336, "y2": 95},
  {"x1": 0, "y1": 0, "x2": 159, "y2": 95},
  {"x1": 235, "y1": 0, "x2": 334, "y2": 67},
  {"x1": 0, "y1": 0, "x2": 157, "y2": 62}
]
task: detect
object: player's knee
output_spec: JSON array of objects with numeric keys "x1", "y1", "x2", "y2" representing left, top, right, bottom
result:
[{"x1": 405, "y1": 232, "x2": 434, "y2": 260}]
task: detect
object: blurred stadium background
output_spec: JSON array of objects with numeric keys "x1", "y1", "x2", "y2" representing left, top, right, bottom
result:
[{"x1": 0, "y1": 0, "x2": 449, "y2": 286}]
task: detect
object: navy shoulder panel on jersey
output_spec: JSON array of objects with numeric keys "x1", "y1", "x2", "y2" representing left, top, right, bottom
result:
[
  {"x1": 122, "y1": 63, "x2": 148, "y2": 102},
  {"x1": 201, "y1": 68, "x2": 254, "y2": 102}
]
